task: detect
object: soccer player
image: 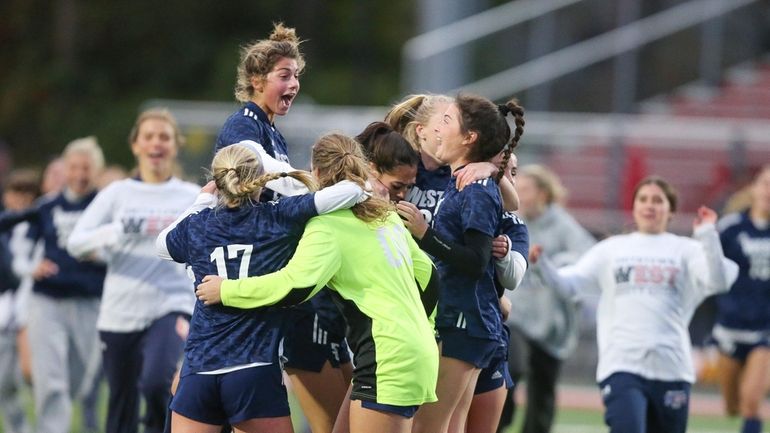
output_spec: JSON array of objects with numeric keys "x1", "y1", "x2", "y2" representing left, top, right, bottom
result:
[
  {"x1": 385, "y1": 94, "x2": 519, "y2": 226},
  {"x1": 355, "y1": 121, "x2": 420, "y2": 202},
  {"x1": 713, "y1": 164, "x2": 770, "y2": 433},
  {"x1": 215, "y1": 24, "x2": 352, "y2": 433},
  {"x1": 461, "y1": 153, "x2": 529, "y2": 433},
  {"x1": 402, "y1": 94, "x2": 525, "y2": 433},
  {"x1": 196, "y1": 133, "x2": 440, "y2": 433},
  {"x1": 67, "y1": 109, "x2": 199, "y2": 433},
  {"x1": 155, "y1": 142, "x2": 365, "y2": 433},
  {"x1": 0, "y1": 138, "x2": 106, "y2": 433},
  {"x1": 535, "y1": 176, "x2": 739, "y2": 433}
]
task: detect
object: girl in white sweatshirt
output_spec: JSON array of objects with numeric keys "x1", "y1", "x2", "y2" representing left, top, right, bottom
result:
[{"x1": 536, "y1": 176, "x2": 739, "y2": 433}]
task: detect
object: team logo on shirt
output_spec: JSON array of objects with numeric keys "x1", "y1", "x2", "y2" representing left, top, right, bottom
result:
[
  {"x1": 613, "y1": 257, "x2": 679, "y2": 293},
  {"x1": 406, "y1": 187, "x2": 444, "y2": 225},
  {"x1": 737, "y1": 233, "x2": 770, "y2": 280},
  {"x1": 663, "y1": 390, "x2": 688, "y2": 410},
  {"x1": 52, "y1": 206, "x2": 84, "y2": 249}
]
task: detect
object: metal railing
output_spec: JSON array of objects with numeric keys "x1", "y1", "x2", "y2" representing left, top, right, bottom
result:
[{"x1": 403, "y1": 0, "x2": 759, "y2": 107}]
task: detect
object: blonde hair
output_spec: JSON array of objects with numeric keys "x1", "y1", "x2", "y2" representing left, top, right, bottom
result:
[
  {"x1": 311, "y1": 133, "x2": 392, "y2": 222},
  {"x1": 128, "y1": 108, "x2": 185, "y2": 147},
  {"x1": 212, "y1": 144, "x2": 317, "y2": 208},
  {"x1": 518, "y1": 164, "x2": 566, "y2": 205},
  {"x1": 62, "y1": 136, "x2": 105, "y2": 172},
  {"x1": 384, "y1": 94, "x2": 453, "y2": 151},
  {"x1": 235, "y1": 23, "x2": 305, "y2": 103}
]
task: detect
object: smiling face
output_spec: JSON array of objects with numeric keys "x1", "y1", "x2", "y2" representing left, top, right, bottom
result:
[
  {"x1": 416, "y1": 100, "x2": 451, "y2": 163},
  {"x1": 434, "y1": 103, "x2": 473, "y2": 168},
  {"x1": 252, "y1": 57, "x2": 300, "y2": 121},
  {"x1": 64, "y1": 152, "x2": 96, "y2": 196},
  {"x1": 375, "y1": 164, "x2": 417, "y2": 202},
  {"x1": 131, "y1": 117, "x2": 177, "y2": 181},
  {"x1": 633, "y1": 183, "x2": 672, "y2": 234}
]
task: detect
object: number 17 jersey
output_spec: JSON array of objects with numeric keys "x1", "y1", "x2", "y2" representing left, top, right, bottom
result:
[{"x1": 164, "y1": 194, "x2": 318, "y2": 376}]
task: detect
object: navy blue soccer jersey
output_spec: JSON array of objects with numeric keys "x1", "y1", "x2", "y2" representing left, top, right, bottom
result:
[
  {"x1": 215, "y1": 102, "x2": 291, "y2": 203},
  {"x1": 405, "y1": 160, "x2": 451, "y2": 226},
  {"x1": 716, "y1": 211, "x2": 770, "y2": 331},
  {"x1": 494, "y1": 211, "x2": 530, "y2": 296},
  {"x1": 165, "y1": 194, "x2": 318, "y2": 375},
  {"x1": 499, "y1": 211, "x2": 529, "y2": 263},
  {"x1": 432, "y1": 176, "x2": 504, "y2": 341},
  {"x1": 23, "y1": 191, "x2": 105, "y2": 298}
]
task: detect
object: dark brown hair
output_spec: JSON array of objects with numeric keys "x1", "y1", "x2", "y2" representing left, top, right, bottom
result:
[
  {"x1": 355, "y1": 122, "x2": 419, "y2": 174},
  {"x1": 455, "y1": 94, "x2": 524, "y2": 181},
  {"x1": 633, "y1": 176, "x2": 678, "y2": 212}
]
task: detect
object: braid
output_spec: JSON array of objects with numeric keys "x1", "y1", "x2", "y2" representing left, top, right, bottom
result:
[
  {"x1": 496, "y1": 99, "x2": 524, "y2": 182},
  {"x1": 497, "y1": 145, "x2": 512, "y2": 183},
  {"x1": 247, "y1": 170, "x2": 318, "y2": 193},
  {"x1": 506, "y1": 99, "x2": 525, "y2": 150}
]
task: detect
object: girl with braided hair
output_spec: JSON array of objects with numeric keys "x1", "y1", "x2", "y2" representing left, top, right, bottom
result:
[
  {"x1": 155, "y1": 142, "x2": 366, "y2": 433},
  {"x1": 195, "y1": 134, "x2": 441, "y2": 433},
  {"x1": 406, "y1": 94, "x2": 526, "y2": 433},
  {"x1": 216, "y1": 24, "x2": 357, "y2": 433}
]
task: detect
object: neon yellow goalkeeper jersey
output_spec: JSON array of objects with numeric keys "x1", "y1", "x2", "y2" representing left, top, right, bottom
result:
[{"x1": 220, "y1": 210, "x2": 439, "y2": 406}]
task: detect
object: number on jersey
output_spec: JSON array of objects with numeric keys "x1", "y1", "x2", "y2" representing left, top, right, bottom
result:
[{"x1": 210, "y1": 244, "x2": 253, "y2": 278}]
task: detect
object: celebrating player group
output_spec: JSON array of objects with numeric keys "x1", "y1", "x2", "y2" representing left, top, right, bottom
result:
[{"x1": 2, "y1": 21, "x2": 768, "y2": 433}]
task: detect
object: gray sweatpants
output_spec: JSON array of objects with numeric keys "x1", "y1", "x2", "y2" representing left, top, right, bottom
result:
[
  {"x1": 0, "y1": 330, "x2": 30, "y2": 433},
  {"x1": 27, "y1": 293, "x2": 100, "y2": 433}
]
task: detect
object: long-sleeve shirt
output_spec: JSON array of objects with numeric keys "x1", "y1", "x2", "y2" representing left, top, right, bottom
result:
[
  {"x1": 67, "y1": 177, "x2": 199, "y2": 332},
  {"x1": 0, "y1": 190, "x2": 106, "y2": 299},
  {"x1": 219, "y1": 210, "x2": 439, "y2": 406},
  {"x1": 538, "y1": 224, "x2": 738, "y2": 383}
]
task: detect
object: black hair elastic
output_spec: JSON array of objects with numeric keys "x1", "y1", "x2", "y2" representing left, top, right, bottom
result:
[
  {"x1": 279, "y1": 172, "x2": 288, "y2": 178},
  {"x1": 497, "y1": 104, "x2": 511, "y2": 116}
]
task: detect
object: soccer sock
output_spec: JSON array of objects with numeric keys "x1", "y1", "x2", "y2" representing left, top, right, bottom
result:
[{"x1": 741, "y1": 417, "x2": 762, "y2": 433}]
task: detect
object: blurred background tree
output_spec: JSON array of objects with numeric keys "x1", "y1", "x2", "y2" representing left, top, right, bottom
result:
[{"x1": 0, "y1": 0, "x2": 414, "y2": 167}]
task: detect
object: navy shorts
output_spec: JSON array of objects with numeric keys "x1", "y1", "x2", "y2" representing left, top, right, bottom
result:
[
  {"x1": 170, "y1": 364, "x2": 289, "y2": 425},
  {"x1": 712, "y1": 325, "x2": 770, "y2": 362},
  {"x1": 282, "y1": 311, "x2": 350, "y2": 372},
  {"x1": 474, "y1": 357, "x2": 513, "y2": 394},
  {"x1": 439, "y1": 327, "x2": 502, "y2": 369},
  {"x1": 360, "y1": 400, "x2": 419, "y2": 418},
  {"x1": 599, "y1": 372, "x2": 691, "y2": 433}
]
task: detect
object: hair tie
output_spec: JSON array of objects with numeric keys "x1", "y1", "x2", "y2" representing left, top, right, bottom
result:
[
  {"x1": 497, "y1": 104, "x2": 511, "y2": 116},
  {"x1": 279, "y1": 172, "x2": 288, "y2": 178}
]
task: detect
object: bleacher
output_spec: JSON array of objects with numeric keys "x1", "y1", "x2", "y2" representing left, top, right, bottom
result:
[{"x1": 540, "y1": 61, "x2": 770, "y2": 235}]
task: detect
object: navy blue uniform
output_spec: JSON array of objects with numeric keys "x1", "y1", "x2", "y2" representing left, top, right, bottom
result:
[
  {"x1": 475, "y1": 212, "x2": 529, "y2": 394},
  {"x1": 215, "y1": 102, "x2": 349, "y2": 372},
  {"x1": 0, "y1": 192, "x2": 105, "y2": 298},
  {"x1": 215, "y1": 102, "x2": 290, "y2": 204},
  {"x1": 164, "y1": 195, "x2": 320, "y2": 424},
  {"x1": 405, "y1": 160, "x2": 451, "y2": 226},
  {"x1": 165, "y1": 195, "x2": 318, "y2": 375},
  {"x1": 714, "y1": 212, "x2": 770, "y2": 360},
  {"x1": 433, "y1": 176, "x2": 505, "y2": 368},
  {"x1": 499, "y1": 211, "x2": 529, "y2": 271}
]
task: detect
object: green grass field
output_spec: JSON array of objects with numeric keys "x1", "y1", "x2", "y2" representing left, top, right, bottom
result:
[
  {"x1": 0, "y1": 385, "x2": 744, "y2": 433},
  {"x1": 503, "y1": 407, "x2": 742, "y2": 433}
]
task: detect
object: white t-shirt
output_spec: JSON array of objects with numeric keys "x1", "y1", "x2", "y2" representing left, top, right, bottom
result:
[
  {"x1": 539, "y1": 224, "x2": 738, "y2": 383},
  {"x1": 68, "y1": 178, "x2": 199, "y2": 332}
]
